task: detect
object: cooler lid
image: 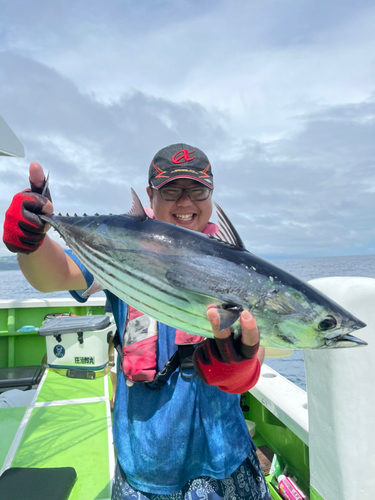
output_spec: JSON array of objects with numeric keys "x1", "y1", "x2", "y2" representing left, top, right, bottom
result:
[{"x1": 38, "y1": 315, "x2": 112, "y2": 337}]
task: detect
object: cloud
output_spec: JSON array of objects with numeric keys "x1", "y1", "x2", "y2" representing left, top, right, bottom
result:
[
  {"x1": 3, "y1": 0, "x2": 375, "y2": 121},
  {"x1": 0, "y1": 52, "x2": 231, "y2": 248},
  {"x1": 0, "y1": 0, "x2": 374, "y2": 259},
  {"x1": 212, "y1": 99, "x2": 375, "y2": 256}
]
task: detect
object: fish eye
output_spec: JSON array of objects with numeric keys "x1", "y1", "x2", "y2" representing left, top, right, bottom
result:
[{"x1": 318, "y1": 315, "x2": 338, "y2": 331}]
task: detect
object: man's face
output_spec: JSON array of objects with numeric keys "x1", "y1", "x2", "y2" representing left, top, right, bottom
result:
[{"x1": 146, "y1": 178, "x2": 213, "y2": 232}]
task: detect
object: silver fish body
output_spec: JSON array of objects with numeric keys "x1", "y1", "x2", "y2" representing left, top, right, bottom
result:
[{"x1": 41, "y1": 192, "x2": 367, "y2": 349}]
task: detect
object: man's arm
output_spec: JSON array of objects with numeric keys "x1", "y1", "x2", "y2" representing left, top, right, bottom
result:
[{"x1": 17, "y1": 235, "x2": 87, "y2": 292}]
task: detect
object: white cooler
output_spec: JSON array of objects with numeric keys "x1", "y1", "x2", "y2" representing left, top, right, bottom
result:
[{"x1": 38, "y1": 315, "x2": 115, "y2": 379}]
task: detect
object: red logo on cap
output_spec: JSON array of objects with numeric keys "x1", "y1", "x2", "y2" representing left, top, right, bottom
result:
[
  {"x1": 152, "y1": 163, "x2": 168, "y2": 178},
  {"x1": 199, "y1": 165, "x2": 211, "y2": 178},
  {"x1": 171, "y1": 150, "x2": 196, "y2": 164}
]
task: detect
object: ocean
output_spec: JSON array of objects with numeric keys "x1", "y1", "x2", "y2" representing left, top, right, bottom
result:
[{"x1": 1, "y1": 254, "x2": 374, "y2": 391}]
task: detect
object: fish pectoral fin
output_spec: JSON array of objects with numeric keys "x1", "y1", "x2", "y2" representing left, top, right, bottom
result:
[
  {"x1": 82, "y1": 278, "x2": 104, "y2": 297},
  {"x1": 216, "y1": 306, "x2": 242, "y2": 331},
  {"x1": 166, "y1": 263, "x2": 213, "y2": 291},
  {"x1": 165, "y1": 261, "x2": 241, "y2": 299}
]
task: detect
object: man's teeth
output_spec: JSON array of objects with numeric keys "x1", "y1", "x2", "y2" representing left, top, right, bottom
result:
[{"x1": 175, "y1": 214, "x2": 194, "y2": 220}]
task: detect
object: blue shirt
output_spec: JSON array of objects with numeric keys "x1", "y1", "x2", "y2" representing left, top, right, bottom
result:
[{"x1": 67, "y1": 250, "x2": 252, "y2": 495}]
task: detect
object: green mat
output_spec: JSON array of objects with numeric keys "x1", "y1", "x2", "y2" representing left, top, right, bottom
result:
[
  {"x1": 2, "y1": 370, "x2": 113, "y2": 500},
  {"x1": 0, "y1": 407, "x2": 27, "y2": 469},
  {"x1": 37, "y1": 370, "x2": 106, "y2": 402}
]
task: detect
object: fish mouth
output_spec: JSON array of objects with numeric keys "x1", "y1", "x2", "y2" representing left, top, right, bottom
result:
[{"x1": 322, "y1": 332, "x2": 368, "y2": 348}]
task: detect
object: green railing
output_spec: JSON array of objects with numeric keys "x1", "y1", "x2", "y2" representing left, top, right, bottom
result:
[{"x1": 243, "y1": 391, "x2": 309, "y2": 494}]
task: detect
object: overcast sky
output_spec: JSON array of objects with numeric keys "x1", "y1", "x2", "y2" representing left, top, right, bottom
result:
[{"x1": 1, "y1": 0, "x2": 374, "y2": 259}]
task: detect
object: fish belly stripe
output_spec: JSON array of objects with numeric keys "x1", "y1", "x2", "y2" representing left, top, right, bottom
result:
[
  {"x1": 76, "y1": 239, "x2": 190, "y2": 305},
  {"x1": 77, "y1": 242, "x2": 191, "y2": 312},
  {"x1": 67, "y1": 239, "x2": 211, "y2": 334},
  {"x1": 98, "y1": 272, "x2": 207, "y2": 334},
  {"x1": 75, "y1": 245, "x2": 189, "y2": 325}
]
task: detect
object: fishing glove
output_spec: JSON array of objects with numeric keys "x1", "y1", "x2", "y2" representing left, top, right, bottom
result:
[
  {"x1": 193, "y1": 335, "x2": 260, "y2": 394},
  {"x1": 3, "y1": 189, "x2": 49, "y2": 254}
]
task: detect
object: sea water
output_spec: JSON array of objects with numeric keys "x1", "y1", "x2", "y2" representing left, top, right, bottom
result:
[{"x1": 1, "y1": 254, "x2": 374, "y2": 391}]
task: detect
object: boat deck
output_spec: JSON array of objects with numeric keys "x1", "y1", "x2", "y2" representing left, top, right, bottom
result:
[{"x1": 0, "y1": 369, "x2": 114, "y2": 500}]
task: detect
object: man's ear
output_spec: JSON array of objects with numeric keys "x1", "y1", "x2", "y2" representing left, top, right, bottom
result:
[{"x1": 146, "y1": 186, "x2": 153, "y2": 209}]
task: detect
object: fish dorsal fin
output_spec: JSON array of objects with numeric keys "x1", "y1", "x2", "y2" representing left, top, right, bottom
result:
[
  {"x1": 126, "y1": 189, "x2": 148, "y2": 221},
  {"x1": 213, "y1": 202, "x2": 246, "y2": 249}
]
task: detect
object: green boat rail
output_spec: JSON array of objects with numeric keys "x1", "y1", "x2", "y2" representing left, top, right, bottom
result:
[{"x1": 245, "y1": 365, "x2": 310, "y2": 496}]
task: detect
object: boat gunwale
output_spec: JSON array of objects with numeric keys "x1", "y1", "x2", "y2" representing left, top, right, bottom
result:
[
  {"x1": 250, "y1": 364, "x2": 308, "y2": 445},
  {"x1": 0, "y1": 297, "x2": 106, "y2": 309}
]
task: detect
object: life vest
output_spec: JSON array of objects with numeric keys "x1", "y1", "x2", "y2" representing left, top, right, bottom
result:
[{"x1": 114, "y1": 306, "x2": 204, "y2": 390}]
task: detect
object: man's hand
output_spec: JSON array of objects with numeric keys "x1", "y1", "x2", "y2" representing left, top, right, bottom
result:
[
  {"x1": 192, "y1": 306, "x2": 261, "y2": 394},
  {"x1": 207, "y1": 306, "x2": 260, "y2": 360},
  {"x1": 28, "y1": 162, "x2": 52, "y2": 200},
  {"x1": 3, "y1": 162, "x2": 53, "y2": 254}
]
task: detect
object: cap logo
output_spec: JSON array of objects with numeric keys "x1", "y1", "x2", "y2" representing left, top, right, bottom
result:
[
  {"x1": 152, "y1": 163, "x2": 168, "y2": 178},
  {"x1": 171, "y1": 149, "x2": 196, "y2": 164},
  {"x1": 200, "y1": 165, "x2": 211, "y2": 179}
]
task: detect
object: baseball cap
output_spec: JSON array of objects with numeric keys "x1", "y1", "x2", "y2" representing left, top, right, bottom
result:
[{"x1": 148, "y1": 143, "x2": 214, "y2": 189}]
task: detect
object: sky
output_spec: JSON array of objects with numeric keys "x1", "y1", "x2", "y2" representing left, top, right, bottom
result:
[{"x1": 0, "y1": 0, "x2": 374, "y2": 259}]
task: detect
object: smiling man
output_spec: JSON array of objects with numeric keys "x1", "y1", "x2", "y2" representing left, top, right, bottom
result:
[
  {"x1": 146, "y1": 144, "x2": 215, "y2": 232},
  {"x1": 3, "y1": 143, "x2": 269, "y2": 500},
  {"x1": 147, "y1": 178, "x2": 212, "y2": 231}
]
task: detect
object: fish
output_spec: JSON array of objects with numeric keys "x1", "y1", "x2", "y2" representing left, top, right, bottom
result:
[{"x1": 40, "y1": 190, "x2": 367, "y2": 349}]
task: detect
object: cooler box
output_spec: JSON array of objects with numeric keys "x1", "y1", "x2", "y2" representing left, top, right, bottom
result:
[{"x1": 38, "y1": 315, "x2": 115, "y2": 378}]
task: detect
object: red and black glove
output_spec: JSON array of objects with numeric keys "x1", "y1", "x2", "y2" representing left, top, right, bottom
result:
[
  {"x1": 193, "y1": 335, "x2": 260, "y2": 394},
  {"x1": 3, "y1": 189, "x2": 49, "y2": 254}
]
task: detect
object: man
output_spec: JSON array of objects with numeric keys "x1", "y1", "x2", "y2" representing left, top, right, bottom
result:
[{"x1": 3, "y1": 143, "x2": 270, "y2": 499}]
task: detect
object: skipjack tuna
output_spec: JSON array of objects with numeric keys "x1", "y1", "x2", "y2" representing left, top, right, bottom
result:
[{"x1": 41, "y1": 190, "x2": 367, "y2": 349}]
